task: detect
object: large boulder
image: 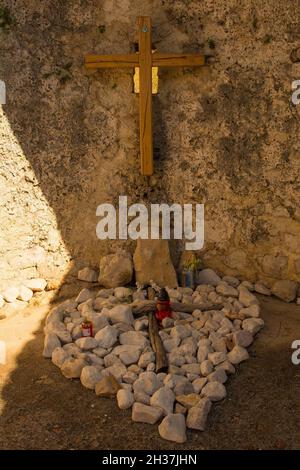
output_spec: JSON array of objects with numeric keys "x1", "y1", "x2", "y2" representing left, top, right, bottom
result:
[
  {"x1": 271, "y1": 280, "x2": 298, "y2": 302},
  {"x1": 98, "y1": 251, "x2": 133, "y2": 288},
  {"x1": 133, "y1": 239, "x2": 178, "y2": 288}
]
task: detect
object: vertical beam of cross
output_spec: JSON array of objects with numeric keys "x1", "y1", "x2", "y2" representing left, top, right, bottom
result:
[
  {"x1": 85, "y1": 17, "x2": 206, "y2": 176},
  {"x1": 137, "y1": 17, "x2": 153, "y2": 176}
]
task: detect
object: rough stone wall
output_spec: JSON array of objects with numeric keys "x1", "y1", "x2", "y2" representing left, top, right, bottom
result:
[{"x1": 1, "y1": 0, "x2": 300, "y2": 289}]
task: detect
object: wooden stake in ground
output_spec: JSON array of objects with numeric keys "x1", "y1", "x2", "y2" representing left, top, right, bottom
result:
[
  {"x1": 85, "y1": 16, "x2": 206, "y2": 175},
  {"x1": 148, "y1": 312, "x2": 168, "y2": 374}
]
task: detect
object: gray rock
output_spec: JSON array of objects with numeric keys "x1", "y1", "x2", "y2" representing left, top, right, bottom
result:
[
  {"x1": 123, "y1": 371, "x2": 138, "y2": 384},
  {"x1": 117, "y1": 389, "x2": 134, "y2": 409},
  {"x1": 43, "y1": 332, "x2": 61, "y2": 358},
  {"x1": 92, "y1": 315, "x2": 109, "y2": 334},
  {"x1": 170, "y1": 324, "x2": 192, "y2": 340},
  {"x1": 158, "y1": 414, "x2": 187, "y2": 443},
  {"x1": 227, "y1": 345, "x2": 249, "y2": 364},
  {"x1": 163, "y1": 337, "x2": 181, "y2": 353},
  {"x1": 168, "y1": 351, "x2": 185, "y2": 367},
  {"x1": 186, "y1": 398, "x2": 212, "y2": 431},
  {"x1": 95, "y1": 325, "x2": 118, "y2": 348},
  {"x1": 201, "y1": 381, "x2": 227, "y2": 401},
  {"x1": 63, "y1": 343, "x2": 81, "y2": 356},
  {"x1": 132, "y1": 402, "x2": 163, "y2": 424},
  {"x1": 271, "y1": 280, "x2": 298, "y2": 302},
  {"x1": 242, "y1": 317, "x2": 264, "y2": 335},
  {"x1": 109, "y1": 305, "x2": 134, "y2": 325},
  {"x1": 197, "y1": 269, "x2": 221, "y2": 286},
  {"x1": 104, "y1": 353, "x2": 122, "y2": 367},
  {"x1": 93, "y1": 347, "x2": 109, "y2": 358},
  {"x1": 150, "y1": 386, "x2": 175, "y2": 415},
  {"x1": 181, "y1": 363, "x2": 201, "y2": 375},
  {"x1": 240, "y1": 280, "x2": 254, "y2": 291},
  {"x1": 80, "y1": 365, "x2": 102, "y2": 389}
]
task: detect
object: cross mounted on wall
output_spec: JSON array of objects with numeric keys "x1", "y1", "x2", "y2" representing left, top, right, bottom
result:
[{"x1": 85, "y1": 16, "x2": 206, "y2": 176}]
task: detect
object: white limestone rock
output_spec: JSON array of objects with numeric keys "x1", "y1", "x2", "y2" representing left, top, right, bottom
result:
[
  {"x1": 271, "y1": 280, "x2": 298, "y2": 303},
  {"x1": 78, "y1": 267, "x2": 98, "y2": 282},
  {"x1": 150, "y1": 386, "x2": 175, "y2": 415},
  {"x1": 2, "y1": 286, "x2": 19, "y2": 303},
  {"x1": 133, "y1": 390, "x2": 151, "y2": 405},
  {"x1": 80, "y1": 365, "x2": 102, "y2": 389},
  {"x1": 197, "y1": 345, "x2": 213, "y2": 363},
  {"x1": 61, "y1": 357, "x2": 87, "y2": 379},
  {"x1": 201, "y1": 381, "x2": 227, "y2": 401},
  {"x1": 158, "y1": 414, "x2": 187, "y2": 443},
  {"x1": 233, "y1": 330, "x2": 253, "y2": 348},
  {"x1": 208, "y1": 351, "x2": 227, "y2": 366},
  {"x1": 102, "y1": 362, "x2": 127, "y2": 383},
  {"x1": 170, "y1": 324, "x2": 191, "y2": 340},
  {"x1": 43, "y1": 332, "x2": 61, "y2": 358},
  {"x1": 242, "y1": 317, "x2": 264, "y2": 335},
  {"x1": 52, "y1": 347, "x2": 69, "y2": 367},
  {"x1": 227, "y1": 345, "x2": 249, "y2": 364},
  {"x1": 75, "y1": 337, "x2": 99, "y2": 350},
  {"x1": 132, "y1": 402, "x2": 163, "y2": 424},
  {"x1": 216, "y1": 360, "x2": 236, "y2": 375},
  {"x1": 163, "y1": 337, "x2": 181, "y2": 353},
  {"x1": 133, "y1": 371, "x2": 162, "y2": 396},
  {"x1": 123, "y1": 371, "x2": 138, "y2": 384},
  {"x1": 222, "y1": 276, "x2": 240, "y2": 287},
  {"x1": 109, "y1": 305, "x2": 134, "y2": 325},
  {"x1": 114, "y1": 287, "x2": 132, "y2": 299},
  {"x1": 207, "y1": 368, "x2": 227, "y2": 384},
  {"x1": 119, "y1": 331, "x2": 149, "y2": 348},
  {"x1": 254, "y1": 282, "x2": 271, "y2": 296},
  {"x1": 200, "y1": 359, "x2": 214, "y2": 376},
  {"x1": 95, "y1": 325, "x2": 118, "y2": 348},
  {"x1": 186, "y1": 398, "x2": 212, "y2": 431},
  {"x1": 17, "y1": 286, "x2": 33, "y2": 302},
  {"x1": 113, "y1": 344, "x2": 142, "y2": 365},
  {"x1": 238, "y1": 286, "x2": 259, "y2": 307},
  {"x1": 76, "y1": 288, "x2": 94, "y2": 304},
  {"x1": 117, "y1": 389, "x2": 134, "y2": 409},
  {"x1": 216, "y1": 282, "x2": 239, "y2": 297},
  {"x1": 192, "y1": 377, "x2": 208, "y2": 394},
  {"x1": 134, "y1": 317, "x2": 149, "y2": 331},
  {"x1": 24, "y1": 278, "x2": 47, "y2": 292},
  {"x1": 138, "y1": 351, "x2": 155, "y2": 369}
]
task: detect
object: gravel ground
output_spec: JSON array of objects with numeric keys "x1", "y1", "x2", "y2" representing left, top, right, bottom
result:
[{"x1": 0, "y1": 294, "x2": 300, "y2": 450}]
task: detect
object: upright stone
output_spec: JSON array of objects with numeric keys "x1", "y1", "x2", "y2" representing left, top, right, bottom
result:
[{"x1": 133, "y1": 239, "x2": 178, "y2": 288}]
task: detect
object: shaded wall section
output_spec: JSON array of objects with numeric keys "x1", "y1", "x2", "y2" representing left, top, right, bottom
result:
[{"x1": 1, "y1": 0, "x2": 300, "y2": 289}]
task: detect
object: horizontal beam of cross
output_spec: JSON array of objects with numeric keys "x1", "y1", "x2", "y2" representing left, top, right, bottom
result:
[{"x1": 85, "y1": 53, "x2": 205, "y2": 69}]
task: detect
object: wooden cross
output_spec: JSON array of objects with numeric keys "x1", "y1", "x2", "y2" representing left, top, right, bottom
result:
[{"x1": 85, "y1": 17, "x2": 206, "y2": 176}]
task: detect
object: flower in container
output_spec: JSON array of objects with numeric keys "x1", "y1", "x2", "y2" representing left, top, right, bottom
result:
[{"x1": 181, "y1": 255, "x2": 202, "y2": 289}]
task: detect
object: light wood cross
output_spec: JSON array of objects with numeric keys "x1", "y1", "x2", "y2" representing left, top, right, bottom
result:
[{"x1": 85, "y1": 16, "x2": 206, "y2": 176}]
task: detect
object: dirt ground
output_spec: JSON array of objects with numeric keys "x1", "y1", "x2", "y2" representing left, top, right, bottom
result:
[{"x1": 0, "y1": 293, "x2": 300, "y2": 450}]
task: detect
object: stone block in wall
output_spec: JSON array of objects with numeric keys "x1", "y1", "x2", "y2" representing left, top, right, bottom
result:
[
  {"x1": 7, "y1": 246, "x2": 46, "y2": 270},
  {"x1": 260, "y1": 255, "x2": 288, "y2": 278},
  {"x1": 294, "y1": 259, "x2": 300, "y2": 275}
]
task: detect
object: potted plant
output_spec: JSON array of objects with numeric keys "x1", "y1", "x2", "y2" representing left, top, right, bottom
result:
[{"x1": 181, "y1": 255, "x2": 202, "y2": 288}]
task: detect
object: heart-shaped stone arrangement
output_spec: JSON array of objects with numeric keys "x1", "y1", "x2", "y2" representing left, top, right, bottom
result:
[{"x1": 43, "y1": 275, "x2": 264, "y2": 443}]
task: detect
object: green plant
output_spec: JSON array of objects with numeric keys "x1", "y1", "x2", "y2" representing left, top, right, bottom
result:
[
  {"x1": 0, "y1": 6, "x2": 13, "y2": 32},
  {"x1": 263, "y1": 34, "x2": 272, "y2": 44},
  {"x1": 183, "y1": 255, "x2": 202, "y2": 271},
  {"x1": 207, "y1": 38, "x2": 216, "y2": 50},
  {"x1": 98, "y1": 25, "x2": 106, "y2": 33}
]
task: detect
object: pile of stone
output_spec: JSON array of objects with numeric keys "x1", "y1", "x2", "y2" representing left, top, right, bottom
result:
[
  {"x1": 43, "y1": 269, "x2": 264, "y2": 443},
  {"x1": 0, "y1": 278, "x2": 47, "y2": 314}
]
